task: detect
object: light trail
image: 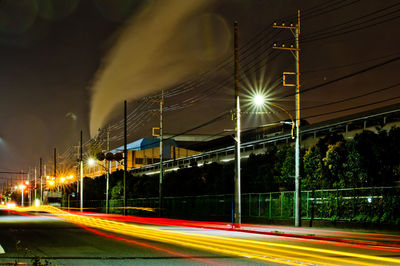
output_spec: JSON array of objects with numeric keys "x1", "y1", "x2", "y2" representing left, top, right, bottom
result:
[
  {"x1": 79, "y1": 225, "x2": 223, "y2": 265},
  {"x1": 10, "y1": 205, "x2": 400, "y2": 265},
  {"x1": 67, "y1": 210, "x2": 400, "y2": 252}
]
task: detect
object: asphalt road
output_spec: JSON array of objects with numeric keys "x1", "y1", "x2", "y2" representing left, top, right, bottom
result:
[
  {"x1": 1, "y1": 207, "x2": 400, "y2": 265},
  {"x1": 0, "y1": 209, "x2": 264, "y2": 265}
]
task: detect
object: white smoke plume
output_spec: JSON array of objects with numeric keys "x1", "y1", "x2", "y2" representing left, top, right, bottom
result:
[{"x1": 89, "y1": 0, "x2": 230, "y2": 137}]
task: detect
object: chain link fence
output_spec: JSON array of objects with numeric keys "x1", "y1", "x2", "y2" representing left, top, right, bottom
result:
[{"x1": 66, "y1": 187, "x2": 400, "y2": 224}]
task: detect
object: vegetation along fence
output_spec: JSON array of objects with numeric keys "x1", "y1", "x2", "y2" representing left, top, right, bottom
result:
[{"x1": 66, "y1": 187, "x2": 400, "y2": 224}]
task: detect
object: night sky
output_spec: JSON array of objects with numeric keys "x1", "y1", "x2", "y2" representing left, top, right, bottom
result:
[{"x1": 0, "y1": 0, "x2": 399, "y2": 178}]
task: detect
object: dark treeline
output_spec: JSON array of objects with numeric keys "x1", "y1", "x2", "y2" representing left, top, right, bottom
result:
[{"x1": 83, "y1": 127, "x2": 400, "y2": 200}]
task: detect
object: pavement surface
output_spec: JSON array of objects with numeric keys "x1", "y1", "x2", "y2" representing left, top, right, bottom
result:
[{"x1": 1, "y1": 207, "x2": 400, "y2": 265}]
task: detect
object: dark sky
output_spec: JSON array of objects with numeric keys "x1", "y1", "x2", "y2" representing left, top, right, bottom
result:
[{"x1": 0, "y1": 0, "x2": 399, "y2": 177}]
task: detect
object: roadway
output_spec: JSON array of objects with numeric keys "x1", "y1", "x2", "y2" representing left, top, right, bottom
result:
[
  {"x1": 0, "y1": 208, "x2": 266, "y2": 265},
  {"x1": 1, "y1": 206, "x2": 400, "y2": 265}
]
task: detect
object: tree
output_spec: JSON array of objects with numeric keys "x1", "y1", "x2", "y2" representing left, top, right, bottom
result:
[
  {"x1": 303, "y1": 146, "x2": 323, "y2": 190},
  {"x1": 385, "y1": 127, "x2": 400, "y2": 184},
  {"x1": 279, "y1": 145, "x2": 295, "y2": 190},
  {"x1": 352, "y1": 130, "x2": 380, "y2": 186},
  {"x1": 111, "y1": 181, "x2": 123, "y2": 199},
  {"x1": 323, "y1": 142, "x2": 347, "y2": 188},
  {"x1": 242, "y1": 151, "x2": 279, "y2": 193}
]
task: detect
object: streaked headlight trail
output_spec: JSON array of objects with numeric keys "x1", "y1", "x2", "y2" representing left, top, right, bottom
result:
[{"x1": 7, "y1": 205, "x2": 400, "y2": 265}]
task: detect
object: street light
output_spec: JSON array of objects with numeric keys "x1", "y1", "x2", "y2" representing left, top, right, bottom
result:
[
  {"x1": 87, "y1": 157, "x2": 110, "y2": 214},
  {"x1": 88, "y1": 158, "x2": 95, "y2": 167},
  {"x1": 18, "y1": 184, "x2": 26, "y2": 207},
  {"x1": 253, "y1": 94, "x2": 265, "y2": 106},
  {"x1": 252, "y1": 94, "x2": 295, "y2": 139}
]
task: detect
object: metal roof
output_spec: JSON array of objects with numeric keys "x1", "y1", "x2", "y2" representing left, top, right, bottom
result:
[{"x1": 110, "y1": 138, "x2": 177, "y2": 153}]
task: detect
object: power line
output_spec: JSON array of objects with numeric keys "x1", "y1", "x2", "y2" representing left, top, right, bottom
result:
[
  {"x1": 303, "y1": 2, "x2": 400, "y2": 40},
  {"x1": 301, "y1": 82, "x2": 400, "y2": 111},
  {"x1": 303, "y1": 13, "x2": 400, "y2": 43},
  {"x1": 280, "y1": 56, "x2": 400, "y2": 98},
  {"x1": 303, "y1": 95, "x2": 400, "y2": 120},
  {"x1": 303, "y1": 52, "x2": 400, "y2": 74}
]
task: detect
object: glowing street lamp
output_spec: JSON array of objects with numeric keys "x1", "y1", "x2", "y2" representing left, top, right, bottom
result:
[
  {"x1": 47, "y1": 180, "x2": 55, "y2": 187},
  {"x1": 18, "y1": 184, "x2": 26, "y2": 207},
  {"x1": 87, "y1": 157, "x2": 110, "y2": 213},
  {"x1": 253, "y1": 94, "x2": 265, "y2": 106},
  {"x1": 88, "y1": 158, "x2": 96, "y2": 167},
  {"x1": 252, "y1": 93, "x2": 295, "y2": 139}
]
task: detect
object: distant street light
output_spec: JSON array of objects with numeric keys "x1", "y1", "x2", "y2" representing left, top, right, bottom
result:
[
  {"x1": 88, "y1": 158, "x2": 95, "y2": 167},
  {"x1": 18, "y1": 184, "x2": 26, "y2": 207}
]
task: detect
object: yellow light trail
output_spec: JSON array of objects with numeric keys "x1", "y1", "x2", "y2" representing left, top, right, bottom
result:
[{"x1": 13, "y1": 205, "x2": 400, "y2": 265}]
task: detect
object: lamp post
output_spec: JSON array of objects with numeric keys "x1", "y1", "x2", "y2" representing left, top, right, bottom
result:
[
  {"x1": 18, "y1": 184, "x2": 26, "y2": 207},
  {"x1": 233, "y1": 21, "x2": 241, "y2": 229},
  {"x1": 80, "y1": 130, "x2": 83, "y2": 212}
]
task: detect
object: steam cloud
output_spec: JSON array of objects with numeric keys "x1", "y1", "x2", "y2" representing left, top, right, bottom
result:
[{"x1": 89, "y1": 0, "x2": 230, "y2": 137}]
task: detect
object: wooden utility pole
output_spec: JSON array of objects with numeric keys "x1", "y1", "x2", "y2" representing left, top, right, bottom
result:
[
  {"x1": 80, "y1": 130, "x2": 83, "y2": 211},
  {"x1": 159, "y1": 89, "x2": 164, "y2": 217},
  {"x1": 40, "y1": 158, "x2": 43, "y2": 203},
  {"x1": 273, "y1": 10, "x2": 302, "y2": 227},
  {"x1": 123, "y1": 100, "x2": 127, "y2": 215}
]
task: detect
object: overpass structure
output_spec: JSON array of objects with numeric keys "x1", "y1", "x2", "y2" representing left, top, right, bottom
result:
[{"x1": 130, "y1": 103, "x2": 400, "y2": 176}]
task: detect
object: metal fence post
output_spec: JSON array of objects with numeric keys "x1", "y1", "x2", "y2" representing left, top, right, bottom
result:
[
  {"x1": 321, "y1": 189, "x2": 324, "y2": 218},
  {"x1": 249, "y1": 194, "x2": 251, "y2": 217},
  {"x1": 269, "y1": 193, "x2": 272, "y2": 219},
  {"x1": 306, "y1": 191, "x2": 309, "y2": 219}
]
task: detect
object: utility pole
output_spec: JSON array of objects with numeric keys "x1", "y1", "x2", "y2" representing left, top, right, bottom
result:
[
  {"x1": 28, "y1": 168, "x2": 31, "y2": 206},
  {"x1": 44, "y1": 164, "x2": 46, "y2": 203},
  {"x1": 151, "y1": 90, "x2": 165, "y2": 218},
  {"x1": 233, "y1": 21, "x2": 241, "y2": 228},
  {"x1": 34, "y1": 167, "x2": 37, "y2": 201},
  {"x1": 40, "y1": 158, "x2": 43, "y2": 203},
  {"x1": 273, "y1": 10, "x2": 302, "y2": 227},
  {"x1": 80, "y1": 130, "x2": 83, "y2": 212},
  {"x1": 123, "y1": 100, "x2": 127, "y2": 216},
  {"x1": 54, "y1": 148, "x2": 57, "y2": 192},
  {"x1": 21, "y1": 186, "x2": 24, "y2": 207},
  {"x1": 159, "y1": 88, "x2": 164, "y2": 217},
  {"x1": 106, "y1": 127, "x2": 110, "y2": 214}
]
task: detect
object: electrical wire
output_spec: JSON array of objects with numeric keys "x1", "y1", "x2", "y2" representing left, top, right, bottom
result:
[
  {"x1": 303, "y1": 52, "x2": 400, "y2": 74},
  {"x1": 303, "y1": 94, "x2": 400, "y2": 120},
  {"x1": 280, "y1": 56, "x2": 400, "y2": 99},
  {"x1": 301, "y1": 82, "x2": 400, "y2": 111}
]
